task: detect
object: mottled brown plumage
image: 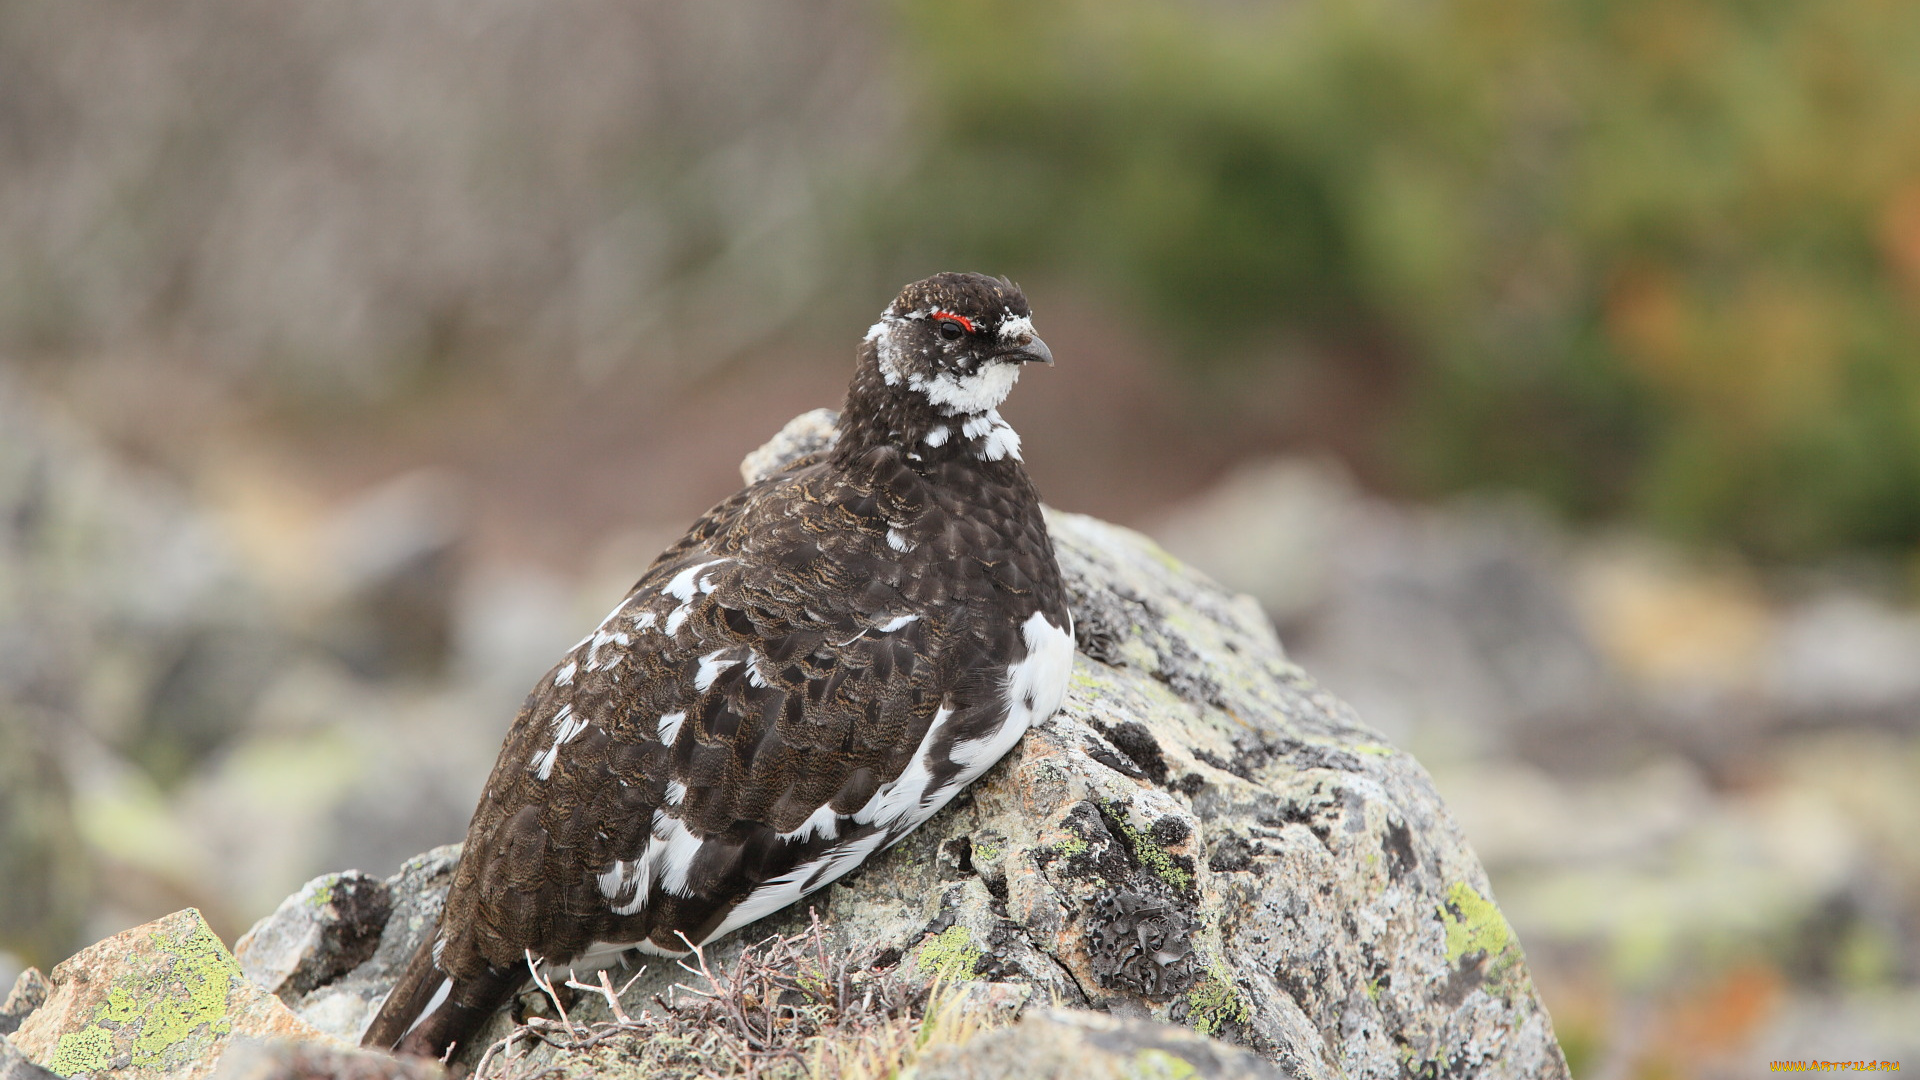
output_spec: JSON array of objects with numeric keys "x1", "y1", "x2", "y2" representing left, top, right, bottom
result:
[{"x1": 363, "y1": 273, "x2": 1072, "y2": 1059}]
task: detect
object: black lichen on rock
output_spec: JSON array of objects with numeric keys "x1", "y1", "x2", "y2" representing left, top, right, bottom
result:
[
  {"x1": 1383, "y1": 818, "x2": 1417, "y2": 882},
  {"x1": 1207, "y1": 833, "x2": 1255, "y2": 874},
  {"x1": 1091, "y1": 719, "x2": 1171, "y2": 786}
]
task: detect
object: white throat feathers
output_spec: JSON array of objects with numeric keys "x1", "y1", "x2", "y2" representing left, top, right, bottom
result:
[
  {"x1": 910, "y1": 359, "x2": 1021, "y2": 416},
  {"x1": 962, "y1": 410, "x2": 1022, "y2": 461},
  {"x1": 865, "y1": 315, "x2": 1023, "y2": 415}
]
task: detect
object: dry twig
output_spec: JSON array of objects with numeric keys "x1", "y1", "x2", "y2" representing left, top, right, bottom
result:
[{"x1": 470, "y1": 911, "x2": 974, "y2": 1080}]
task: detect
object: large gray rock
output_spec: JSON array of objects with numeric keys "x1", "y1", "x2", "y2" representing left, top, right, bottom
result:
[
  {"x1": 0, "y1": 369, "x2": 290, "y2": 960},
  {"x1": 259, "y1": 414, "x2": 1571, "y2": 1078},
  {"x1": 1156, "y1": 460, "x2": 1624, "y2": 772},
  {"x1": 0, "y1": 370, "x2": 279, "y2": 790}
]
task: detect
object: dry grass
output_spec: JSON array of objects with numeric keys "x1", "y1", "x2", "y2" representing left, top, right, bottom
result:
[
  {"x1": 801, "y1": 979, "x2": 993, "y2": 1080},
  {"x1": 471, "y1": 913, "x2": 1003, "y2": 1080}
]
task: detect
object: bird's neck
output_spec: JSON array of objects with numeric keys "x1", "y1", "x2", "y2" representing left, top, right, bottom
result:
[{"x1": 834, "y1": 346, "x2": 1023, "y2": 469}]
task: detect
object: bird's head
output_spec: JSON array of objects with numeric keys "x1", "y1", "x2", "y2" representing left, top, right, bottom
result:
[{"x1": 861, "y1": 272, "x2": 1053, "y2": 417}]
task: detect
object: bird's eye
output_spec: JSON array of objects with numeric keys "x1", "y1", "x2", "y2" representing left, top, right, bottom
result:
[{"x1": 930, "y1": 311, "x2": 974, "y2": 341}]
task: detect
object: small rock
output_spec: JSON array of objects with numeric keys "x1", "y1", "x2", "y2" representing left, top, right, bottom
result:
[
  {"x1": 9, "y1": 909, "x2": 336, "y2": 1080},
  {"x1": 913, "y1": 1008, "x2": 1293, "y2": 1079},
  {"x1": 738, "y1": 408, "x2": 840, "y2": 485},
  {"x1": 235, "y1": 873, "x2": 393, "y2": 1000},
  {"x1": 211, "y1": 1039, "x2": 443, "y2": 1080},
  {"x1": 0, "y1": 968, "x2": 48, "y2": 1037},
  {"x1": 274, "y1": 848, "x2": 460, "y2": 1042},
  {"x1": 947, "y1": 981, "x2": 1035, "y2": 1022},
  {"x1": 1, "y1": 1035, "x2": 58, "y2": 1080}
]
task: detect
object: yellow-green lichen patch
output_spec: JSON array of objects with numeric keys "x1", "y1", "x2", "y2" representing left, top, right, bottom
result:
[
  {"x1": 1143, "y1": 540, "x2": 1187, "y2": 574},
  {"x1": 1183, "y1": 967, "x2": 1251, "y2": 1037},
  {"x1": 1439, "y1": 881, "x2": 1518, "y2": 982},
  {"x1": 101, "y1": 986, "x2": 141, "y2": 1024},
  {"x1": 1051, "y1": 837, "x2": 1089, "y2": 858},
  {"x1": 972, "y1": 842, "x2": 1001, "y2": 862},
  {"x1": 126, "y1": 916, "x2": 241, "y2": 1067},
  {"x1": 1130, "y1": 1047, "x2": 1199, "y2": 1080},
  {"x1": 915, "y1": 926, "x2": 982, "y2": 984},
  {"x1": 1102, "y1": 801, "x2": 1192, "y2": 893},
  {"x1": 49, "y1": 1026, "x2": 113, "y2": 1076},
  {"x1": 1069, "y1": 668, "x2": 1109, "y2": 693},
  {"x1": 1174, "y1": 915, "x2": 1248, "y2": 1040}
]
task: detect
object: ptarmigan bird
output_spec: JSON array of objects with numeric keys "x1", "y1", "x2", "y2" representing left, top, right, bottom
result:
[{"x1": 363, "y1": 272, "x2": 1073, "y2": 1059}]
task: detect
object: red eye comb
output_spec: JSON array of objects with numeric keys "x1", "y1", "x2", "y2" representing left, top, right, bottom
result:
[{"x1": 931, "y1": 311, "x2": 976, "y2": 334}]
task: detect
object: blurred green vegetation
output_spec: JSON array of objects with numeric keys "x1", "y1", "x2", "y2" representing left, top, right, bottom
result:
[{"x1": 880, "y1": 0, "x2": 1920, "y2": 561}]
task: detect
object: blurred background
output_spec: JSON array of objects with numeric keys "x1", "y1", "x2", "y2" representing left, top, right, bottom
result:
[{"x1": 2, "y1": 0, "x2": 1918, "y2": 1075}]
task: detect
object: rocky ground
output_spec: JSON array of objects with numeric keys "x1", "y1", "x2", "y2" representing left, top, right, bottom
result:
[{"x1": 3, "y1": 370, "x2": 1916, "y2": 1078}]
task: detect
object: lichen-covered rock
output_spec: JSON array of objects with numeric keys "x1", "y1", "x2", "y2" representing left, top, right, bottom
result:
[
  {"x1": 9, "y1": 910, "x2": 335, "y2": 1080},
  {"x1": 913, "y1": 1008, "x2": 1291, "y2": 1080},
  {"x1": 235, "y1": 874, "x2": 392, "y2": 1001},
  {"x1": 209, "y1": 1038, "x2": 444, "y2": 1080},
  {"x1": 262, "y1": 415, "x2": 1571, "y2": 1078}
]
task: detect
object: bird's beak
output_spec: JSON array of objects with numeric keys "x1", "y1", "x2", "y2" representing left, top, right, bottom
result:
[{"x1": 997, "y1": 334, "x2": 1054, "y2": 367}]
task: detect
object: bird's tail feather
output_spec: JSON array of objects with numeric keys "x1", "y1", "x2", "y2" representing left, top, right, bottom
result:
[
  {"x1": 361, "y1": 933, "x2": 522, "y2": 1060},
  {"x1": 361, "y1": 932, "x2": 446, "y2": 1051}
]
